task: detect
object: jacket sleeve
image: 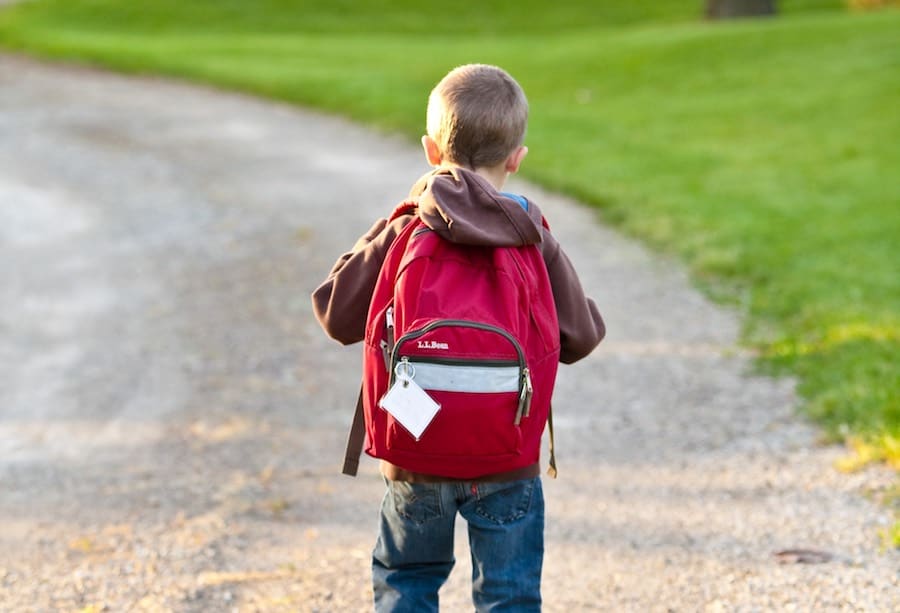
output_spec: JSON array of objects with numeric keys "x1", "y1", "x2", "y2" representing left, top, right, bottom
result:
[
  {"x1": 541, "y1": 229, "x2": 606, "y2": 364},
  {"x1": 311, "y1": 215, "x2": 412, "y2": 345}
]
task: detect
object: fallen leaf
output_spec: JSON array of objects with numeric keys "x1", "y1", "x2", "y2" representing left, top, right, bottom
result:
[{"x1": 773, "y1": 548, "x2": 834, "y2": 564}]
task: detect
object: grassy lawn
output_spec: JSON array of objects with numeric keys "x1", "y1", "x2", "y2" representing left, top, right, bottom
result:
[{"x1": 1, "y1": 1, "x2": 897, "y2": 478}]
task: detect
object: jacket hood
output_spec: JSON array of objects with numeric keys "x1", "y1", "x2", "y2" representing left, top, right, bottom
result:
[{"x1": 409, "y1": 168, "x2": 544, "y2": 247}]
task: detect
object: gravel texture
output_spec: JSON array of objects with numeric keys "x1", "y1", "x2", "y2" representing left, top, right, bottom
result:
[{"x1": 0, "y1": 55, "x2": 897, "y2": 612}]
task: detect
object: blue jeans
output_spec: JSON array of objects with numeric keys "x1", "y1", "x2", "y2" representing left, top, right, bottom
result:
[{"x1": 372, "y1": 477, "x2": 544, "y2": 612}]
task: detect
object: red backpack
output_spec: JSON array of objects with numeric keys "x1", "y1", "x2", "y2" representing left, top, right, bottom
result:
[{"x1": 342, "y1": 202, "x2": 561, "y2": 479}]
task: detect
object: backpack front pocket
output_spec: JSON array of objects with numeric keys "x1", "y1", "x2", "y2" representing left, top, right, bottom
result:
[
  {"x1": 385, "y1": 385, "x2": 523, "y2": 458},
  {"x1": 382, "y1": 320, "x2": 529, "y2": 460}
]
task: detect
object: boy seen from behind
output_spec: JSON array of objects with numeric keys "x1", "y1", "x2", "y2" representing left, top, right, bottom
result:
[{"x1": 312, "y1": 64, "x2": 604, "y2": 612}]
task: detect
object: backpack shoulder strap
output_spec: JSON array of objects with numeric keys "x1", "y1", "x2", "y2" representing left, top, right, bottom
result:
[
  {"x1": 539, "y1": 214, "x2": 557, "y2": 477},
  {"x1": 547, "y1": 404, "x2": 557, "y2": 478},
  {"x1": 342, "y1": 203, "x2": 419, "y2": 477},
  {"x1": 342, "y1": 385, "x2": 366, "y2": 476}
]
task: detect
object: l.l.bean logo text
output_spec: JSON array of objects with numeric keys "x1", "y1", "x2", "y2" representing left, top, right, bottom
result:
[{"x1": 417, "y1": 340, "x2": 449, "y2": 350}]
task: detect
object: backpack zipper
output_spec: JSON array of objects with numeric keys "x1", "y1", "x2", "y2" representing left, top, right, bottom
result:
[
  {"x1": 392, "y1": 320, "x2": 525, "y2": 369},
  {"x1": 401, "y1": 356, "x2": 519, "y2": 368}
]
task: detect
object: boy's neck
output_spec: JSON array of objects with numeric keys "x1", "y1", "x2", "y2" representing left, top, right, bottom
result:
[{"x1": 440, "y1": 163, "x2": 508, "y2": 191}]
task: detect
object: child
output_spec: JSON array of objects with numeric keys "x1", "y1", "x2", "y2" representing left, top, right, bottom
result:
[{"x1": 312, "y1": 64, "x2": 604, "y2": 612}]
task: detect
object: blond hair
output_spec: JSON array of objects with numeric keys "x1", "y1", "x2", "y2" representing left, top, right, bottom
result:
[{"x1": 426, "y1": 64, "x2": 528, "y2": 169}]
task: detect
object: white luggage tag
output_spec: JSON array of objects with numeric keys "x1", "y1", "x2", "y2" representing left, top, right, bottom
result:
[{"x1": 379, "y1": 359, "x2": 441, "y2": 440}]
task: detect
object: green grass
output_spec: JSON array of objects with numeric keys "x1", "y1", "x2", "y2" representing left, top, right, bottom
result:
[{"x1": 1, "y1": 1, "x2": 897, "y2": 467}]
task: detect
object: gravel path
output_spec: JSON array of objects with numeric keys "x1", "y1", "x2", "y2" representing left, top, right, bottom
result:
[{"x1": 0, "y1": 54, "x2": 896, "y2": 612}]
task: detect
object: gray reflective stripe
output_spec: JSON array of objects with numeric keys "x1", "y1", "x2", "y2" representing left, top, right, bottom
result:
[{"x1": 409, "y1": 362, "x2": 520, "y2": 393}]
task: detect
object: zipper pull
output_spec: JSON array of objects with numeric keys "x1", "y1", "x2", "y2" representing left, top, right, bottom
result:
[
  {"x1": 523, "y1": 368, "x2": 533, "y2": 417},
  {"x1": 380, "y1": 340, "x2": 390, "y2": 371},
  {"x1": 395, "y1": 356, "x2": 414, "y2": 388},
  {"x1": 383, "y1": 306, "x2": 396, "y2": 372},
  {"x1": 514, "y1": 368, "x2": 533, "y2": 425}
]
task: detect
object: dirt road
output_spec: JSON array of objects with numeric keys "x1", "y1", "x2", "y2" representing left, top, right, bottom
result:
[{"x1": 0, "y1": 55, "x2": 896, "y2": 611}]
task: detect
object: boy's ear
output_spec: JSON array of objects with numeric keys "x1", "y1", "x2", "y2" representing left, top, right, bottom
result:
[
  {"x1": 421, "y1": 135, "x2": 443, "y2": 166},
  {"x1": 504, "y1": 145, "x2": 528, "y2": 174}
]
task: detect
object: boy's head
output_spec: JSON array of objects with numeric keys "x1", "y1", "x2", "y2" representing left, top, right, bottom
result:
[{"x1": 423, "y1": 64, "x2": 528, "y2": 173}]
